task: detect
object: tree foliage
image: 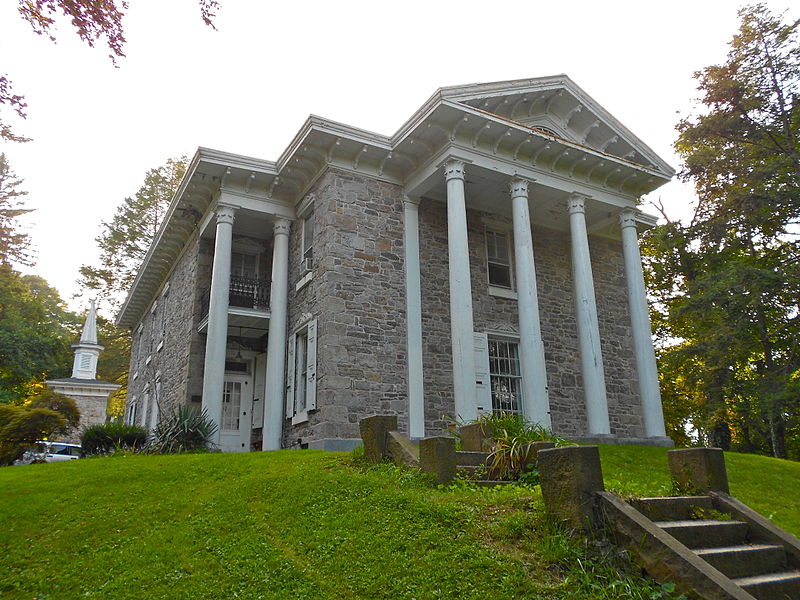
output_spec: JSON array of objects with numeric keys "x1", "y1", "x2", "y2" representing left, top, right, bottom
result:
[
  {"x1": 1, "y1": 0, "x2": 219, "y2": 141},
  {"x1": 0, "y1": 153, "x2": 34, "y2": 266},
  {"x1": 79, "y1": 156, "x2": 186, "y2": 311},
  {"x1": 0, "y1": 404, "x2": 67, "y2": 465},
  {"x1": 644, "y1": 4, "x2": 800, "y2": 459}
]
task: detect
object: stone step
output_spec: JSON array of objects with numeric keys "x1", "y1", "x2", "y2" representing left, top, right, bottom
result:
[
  {"x1": 630, "y1": 495, "x2": 713, "y2": 522},
  {"x1": 456, "y1": 450, "x2": 490, "y2": 466},
  {"x1": 694, "y1": 544, "x2": 787, "y2": 579},
  {"x1": 656, "y1": 519, "x2": 750, "y2": 549},
  {"x1": 732, "y1": 570, "x2": 800, "y2": 600},
  {"x1": 472, "y1": 479, "x2": 511, "y2": 487}
]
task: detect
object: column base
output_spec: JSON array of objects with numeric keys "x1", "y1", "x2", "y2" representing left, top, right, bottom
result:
[{"x1": 571, "y1": 435, "x2": 674, "y2": 447}]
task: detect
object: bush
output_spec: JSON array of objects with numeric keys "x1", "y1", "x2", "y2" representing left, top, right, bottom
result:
[
  {"x1": 478, "y1": 413, "x2": 568, "y2": 481},
  {"x1": 27, "y1": 389, "x2": 80, "y2": 431},
  {"x1": 148, "y1": 406, "x2": 217, "y2": 454},
  {"x1": 80, "y1": 422, "x2": 148, "y2": 456},
  {"x1": 0, "y1": 404, "x2": 66, "y2": 465}
]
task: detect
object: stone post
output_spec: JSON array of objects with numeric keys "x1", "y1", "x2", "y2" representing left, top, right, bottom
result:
[
  {"x1": 458, "y1": 422, "x2": 494, "y2": 452},
  {"x1": 359, "y1": 415, "x2": 398, "y2": 462},
  {"x1": 420, "y1": 436, "x2": 457, "y2": 485},
  {"x1": 262, "y1": 218, "x2": 291, "y2": 451},
  {"x1": 443, "y1": 159, "x2": 478, "y2": 423},
  {"x1": 619, "y1": 209, "x2": 667, "y2": 439},
  {"x1": 567, "y1": 194, "x2": 610, "y2": 436},
  {"x1": 538, "y1": 445, "x2": 605, "y2": 531},
  {"x1": 668, "y1": 448, "x2": 729, "y2": 494},
  {"x1": 201, "y1": 204, "x2": 236, "y2": 446},
  {"x1": 403, "y1": 196, "x2": 425, "y2": 439},
  {"x1": 510, "y1": 178, "x2": 551, "y2": 428}
]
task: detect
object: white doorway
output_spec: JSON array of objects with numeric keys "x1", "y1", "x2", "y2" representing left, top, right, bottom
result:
[{"x1": 219, "y1": 375, "x2": 253, "y2": 452}]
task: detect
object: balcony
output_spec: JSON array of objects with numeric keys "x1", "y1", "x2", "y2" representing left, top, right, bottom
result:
[{"x1": 200, "y1": 276, "x2": 271, "y2": 317}]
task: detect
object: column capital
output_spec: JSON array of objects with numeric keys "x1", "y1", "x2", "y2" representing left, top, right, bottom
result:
[
  {"x1": 509, "y1": 177, "x2": 532, "y2": 198},
  {"x1": 567, "y1": 193, "x2": 590, "y2": 215},
  {"x1": 403, "y1": 195, "x2": 421, "y2": 209},
  {"x1": 619, "y1": 208, "x2": 639, "y2": 230},
  {"x1": 273, "y1": 218, "x2": 291, "y2": 237},
  {"x1": 443, "y1": 159, "x2": 466, "y2": 182},
  {"x1": 215, "y1": 204, "x2": 236, "y2": 225}
]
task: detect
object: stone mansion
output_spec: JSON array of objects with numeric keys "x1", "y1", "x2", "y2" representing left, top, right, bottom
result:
[{"x1": 118, "y1": 75, "x2": 674, "y2": 452}]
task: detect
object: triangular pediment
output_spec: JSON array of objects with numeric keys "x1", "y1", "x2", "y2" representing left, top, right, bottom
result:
[{"x1": 439, "y1": 75, "x2": 673, "y2": 176}]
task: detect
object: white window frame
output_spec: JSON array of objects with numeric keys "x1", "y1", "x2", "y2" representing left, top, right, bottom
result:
[
  {"x1": 140, "y1": 386, "x2": 150, "y2": 429},
  {"x1": 487, "y1": 336, "x2": 523, "y2": 415},
  {"x1": 286, "y1": 318, "x2": 318, "y2": 424},
  {"x1": 301, "y1": 211, "x2": 314, "y2": 265},
  {"x1": 128, "y1": 397, "x2": 137, "y2": 425},
  {"x1": 485, "y1": 229, "x2": 517, "y2": 299}
]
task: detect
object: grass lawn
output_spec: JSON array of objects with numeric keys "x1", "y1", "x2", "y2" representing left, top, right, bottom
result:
[{"x1": 0, "y1": 445, "x2": 798, "y2": 599}]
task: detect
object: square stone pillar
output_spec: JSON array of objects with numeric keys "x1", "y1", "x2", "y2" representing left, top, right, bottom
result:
[
  {"x1": 668, "y1": 448, "x2": 729, "y2": 494},
  {"x1": 420, "y1": 436, "x2": 456, "y2": 485},
  {"x1": 359, "y1": 415, "x2": 398, "y2": 462},
  {"x1": 538, "y1": 445, "x2": 605, "y2": 531}
]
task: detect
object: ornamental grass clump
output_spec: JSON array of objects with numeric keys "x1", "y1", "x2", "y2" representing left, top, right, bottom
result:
[
  {"x1": 148, "y1": 406, "x2": 217, "y2": 454},
  {"x1": 480, "y1": 413, "x2": 567, "y2": 481}
]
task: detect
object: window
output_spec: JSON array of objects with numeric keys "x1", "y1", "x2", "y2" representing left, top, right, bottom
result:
[
  {"x1": 488, "y1": 339, "x2": 522, "y2": 414},
  {"x1": 231, "y1": 252, "x2": 258, "y2": 278},
  {"x1": 286, "y1": 319, "x2": 318, "y2": 422},
  {"x1": 149, "y1": 378, "x2": 160, "y2": 432},
  {"x1": 222, "y1": 380, "x2": 242, "y2": 430},
  {"x1": 486, "y1": 230, "x2": 512, "y2": 289},
  {"x1": 301, "y1": 211, "x2": 314, "y2": 265},
  {"x1": 159, "y1": 286, "x2": 169, "y2": 341},
  {"x1": 128, "y1": 398, "x2": 137, "y2": 425},
  {"x1": 140, "y1": 387, "x2": 150, "y2": 428}
]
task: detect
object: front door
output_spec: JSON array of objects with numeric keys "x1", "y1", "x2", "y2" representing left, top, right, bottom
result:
[{"x1": 220, "y1": 376, "x2": 253, "y2": 452}]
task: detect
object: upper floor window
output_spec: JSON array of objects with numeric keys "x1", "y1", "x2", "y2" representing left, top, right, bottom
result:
[
  {"x1": 486, "y1": 230, "x2": 513, "y2": 289},
  {"x1": 232, "y1": 252, "x2": 258, "y2": 279},
  {"x1": 302, "y1": 211, "x2": 314, "y2": 265}
]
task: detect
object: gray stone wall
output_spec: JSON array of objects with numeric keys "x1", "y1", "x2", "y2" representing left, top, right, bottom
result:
[
  {"x1": 126, "y1": 236, "x2": 204, "y2": 425},
  {"x1": 282, "y1": 168, "x2": 408, "y2": 447},
  {"x1": 417, "y1": 199, "x2": 644, "y2": 439}
]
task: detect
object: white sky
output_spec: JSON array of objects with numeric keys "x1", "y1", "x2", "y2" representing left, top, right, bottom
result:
[{"x1": 0, "y1": 0, "x2": 794, "y2": 315}]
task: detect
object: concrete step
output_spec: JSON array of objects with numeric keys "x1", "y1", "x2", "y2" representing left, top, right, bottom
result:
[
  {"x1": 733, "y1": 570, "x2": 800, "y2": 600},
  {"x1": 694, "y1": 544, "x2": 787, "y2": 579},
  {"x1": 656, "y1": 519, "x2": 749, "y2": 549},
  {"x1": 456, "y1": 450, "x2": 490, "y2": 466},
  {"x1": 630, "y1": 495, "x2": 713, "y2": 522}
]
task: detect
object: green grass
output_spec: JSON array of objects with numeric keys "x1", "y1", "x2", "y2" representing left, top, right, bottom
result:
[{"x1": 0, "y1": 445, "x2": 797, "y2": 599}]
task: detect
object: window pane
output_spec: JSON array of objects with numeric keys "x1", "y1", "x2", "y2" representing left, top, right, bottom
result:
[
  {"x1": 488, "y1": 263, "x2": 512, "y2": 288},
  {"x1": 488, "y1": 339, "x2": 522, "y2": 414}
]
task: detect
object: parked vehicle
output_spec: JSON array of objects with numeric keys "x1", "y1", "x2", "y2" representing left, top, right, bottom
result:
[{"x1": 14, "y1": 441, "x2": 82, "y2": 465}]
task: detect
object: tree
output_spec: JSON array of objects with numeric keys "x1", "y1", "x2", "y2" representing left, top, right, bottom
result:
[
  {"x1": 0, "y1": 153, "x2": 34, "y2": 266},
  {"x1": 0, "y1": 392, "x2": 80, "y2": 465},
  {"x1": 1, "y1": 0, "x2": 220, "y2": 142},
  {"x1": 644, "y1": 4, "x2": 800, "y2": 459},
  {"x1": 79, "y1": 156, "x2": 186, "y2": 311}
]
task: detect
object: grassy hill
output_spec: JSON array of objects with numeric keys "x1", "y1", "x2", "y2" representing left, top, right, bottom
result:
[{"x1": 1, "y1": 445, "x2": 798, "y2": 600}]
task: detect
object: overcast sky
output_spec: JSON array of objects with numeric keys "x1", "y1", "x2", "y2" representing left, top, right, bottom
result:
[{"x1": 0, "y1": 0, "x2": 794, "y2": 315}]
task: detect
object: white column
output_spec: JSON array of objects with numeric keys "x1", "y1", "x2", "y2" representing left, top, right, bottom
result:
[
  {"x1": 444, "y1": 159, "x2": 478, "y2": 423},
  {"x1": 510, "y1": 178, "x2": 551, "y2": 428},
  {"x1": 403, "y1": 196, "x2": 425, "y2": 438},
  {"x1": 262, "y1": 218, "x2": 291, "y2": 451},
  {"x1": 619, "y1": 209, "x2": 667, "y2": 438},
  {"x1": 568, "y1": 194, "x2": 611, "y2": 435},
  {"x1": 201, "y1": 205, "x2": 236, "y2": 446}
]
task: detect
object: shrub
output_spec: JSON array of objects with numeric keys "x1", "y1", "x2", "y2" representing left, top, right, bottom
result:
[
  {"x1": 148, "y1": 406, "x2": 217, "y2": 454},
  {"x1": 80, "y1": 422, "x2": 148, "y2": 456},
  {"x1": 27, "y1": 389, "x2": 80, "y2": 431},
  {"x1": 0, "y1": 404, "x2": 66, "y2": 465},
  {"x1": 478, "y1": 412, "x2": 567, "y2": 481}
]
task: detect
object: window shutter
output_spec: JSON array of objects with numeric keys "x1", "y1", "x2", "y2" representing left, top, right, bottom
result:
[
  {"x1": 285, "y1": 333, "x2": 296, "y2": 417},
  {"x1": 253, "y1": 353, "x2": 265, "y2": 428},
  {"x1": 306, "y1": 319, "x2": 318, "y2": 411},
  {"x1": 473, "y1": 332, "x2": 491, "y2": 415}
]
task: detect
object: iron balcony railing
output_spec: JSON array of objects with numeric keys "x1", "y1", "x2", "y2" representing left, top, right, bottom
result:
[{"x1": 200, "y1": 276, "x2": 271, "y2": 318}]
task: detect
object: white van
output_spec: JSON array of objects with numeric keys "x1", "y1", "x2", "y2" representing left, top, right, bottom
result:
[{"x1": 15, "y1": 441, "x2": 82, "y2": 464}]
